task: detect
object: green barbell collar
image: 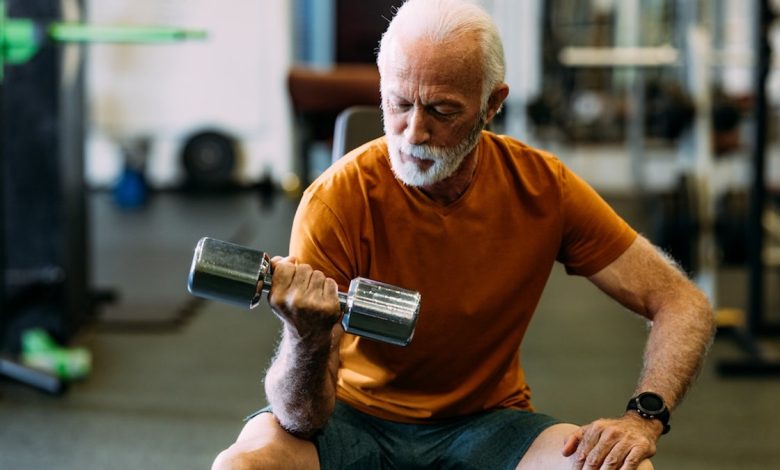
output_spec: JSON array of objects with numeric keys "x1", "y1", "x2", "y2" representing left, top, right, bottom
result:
[
  {"x1": 48, "y1": 23, "x2": 208, "y2": 43},
  {"x1": 1, "y1": 0, "x2": 40, "y2": 79}
]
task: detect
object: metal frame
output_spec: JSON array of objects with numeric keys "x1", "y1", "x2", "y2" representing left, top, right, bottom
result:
[{"x1": 717, "y1": 0, "x2": 780, "y2": 377}]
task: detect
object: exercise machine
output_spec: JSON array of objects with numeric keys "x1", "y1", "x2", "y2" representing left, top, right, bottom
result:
[{"x1": 0, "y1": 0, "x2": 205, "y2": 393}]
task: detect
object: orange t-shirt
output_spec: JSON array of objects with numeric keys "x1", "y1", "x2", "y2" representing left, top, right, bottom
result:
[{"x1": 289, "y1": 132, "x2": 637, "y2": 423}]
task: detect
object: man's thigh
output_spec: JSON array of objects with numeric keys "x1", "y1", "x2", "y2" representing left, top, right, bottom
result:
[
  {"x1": 317, "y1": 403, "x2": 559, "y2": 469},
  {"x1": 516, "y1": 423, "x2": 654, "y2": 470},
  {"x1": 214, "y1": 405, "x2": 564, "y2": 470}
]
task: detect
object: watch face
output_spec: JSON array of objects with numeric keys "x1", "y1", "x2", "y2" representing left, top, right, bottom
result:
[{"x1": 638, "y1": 393, "x2": 664, "y2": 413}]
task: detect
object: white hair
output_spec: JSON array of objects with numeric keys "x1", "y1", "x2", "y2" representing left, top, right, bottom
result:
[{"x1": 376, "y1": 0, "x2": 506, "y2": 105}]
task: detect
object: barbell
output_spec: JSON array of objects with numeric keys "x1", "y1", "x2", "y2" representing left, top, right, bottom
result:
[{"x1": 187, "y1": 237, "x2": 421, "y2": 346}]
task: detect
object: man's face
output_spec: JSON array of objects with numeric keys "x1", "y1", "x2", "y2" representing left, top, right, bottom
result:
[{"x1": 380, "y1": 36, "x2": 487, "y2": 187}]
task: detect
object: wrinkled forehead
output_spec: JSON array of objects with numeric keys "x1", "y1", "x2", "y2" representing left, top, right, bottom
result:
[{"x1": 379, "y1": 35, "x2": 484, "y2": 98}]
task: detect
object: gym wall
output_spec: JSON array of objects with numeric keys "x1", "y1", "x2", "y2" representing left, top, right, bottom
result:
[{"x1": 84, "y1": 0, "x2": 293, "y2": 189}]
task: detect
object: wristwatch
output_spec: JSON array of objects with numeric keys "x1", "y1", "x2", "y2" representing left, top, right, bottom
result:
[{"x1": 626, "y1": 392, "x2": 671, "y2": 435}]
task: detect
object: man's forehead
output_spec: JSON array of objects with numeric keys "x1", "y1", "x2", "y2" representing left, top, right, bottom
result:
[
  {"x1": 381, "y1": 37, "x2": 482, "y2": 84},
  {"x1": 388, "y1": 33, "x2": 479, "y2": 63}
]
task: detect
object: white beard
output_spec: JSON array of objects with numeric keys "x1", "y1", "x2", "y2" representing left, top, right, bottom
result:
[
  {"x1": 385, "y1": 112, "x2": 486, "y2": 187},
  {"x1": 387, "y1": 138, "x2": 469, "y2": 186}
]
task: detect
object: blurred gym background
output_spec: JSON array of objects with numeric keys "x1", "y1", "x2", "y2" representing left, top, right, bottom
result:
[{"x1": 2, "y1": 0, "x2": 780, "y2": 468}]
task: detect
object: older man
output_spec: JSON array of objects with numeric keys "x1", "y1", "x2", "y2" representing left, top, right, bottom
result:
[{"x1": 214, "y1": 0, "x2": 714, "y2": 469}]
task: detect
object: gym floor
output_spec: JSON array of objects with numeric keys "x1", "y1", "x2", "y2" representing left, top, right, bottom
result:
[{"x1": 1, "y1": 189, "x2": 779, "y2": 469}]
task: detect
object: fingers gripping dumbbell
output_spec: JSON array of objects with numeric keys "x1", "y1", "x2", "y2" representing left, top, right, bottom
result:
[{"x1": 187, "y1": 237, "x2": 421, "y2": 346}]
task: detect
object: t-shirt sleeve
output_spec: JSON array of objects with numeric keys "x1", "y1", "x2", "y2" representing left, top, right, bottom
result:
[
  {"x1": 288, "y1": 191, "x2": 356, "y2": 290},
  {"x1": 556, "y1": 164, "x2": 637, "y2": 276}
]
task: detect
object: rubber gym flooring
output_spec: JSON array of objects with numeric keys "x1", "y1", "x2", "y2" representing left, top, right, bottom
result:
[{"x1": 1, "y1": 189, "x2": 779, "y2": 469}]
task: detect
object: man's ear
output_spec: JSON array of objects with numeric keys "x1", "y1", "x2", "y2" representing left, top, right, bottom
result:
[{"x1": 485, "y1": 83, "x2": 510, "y2": 123}]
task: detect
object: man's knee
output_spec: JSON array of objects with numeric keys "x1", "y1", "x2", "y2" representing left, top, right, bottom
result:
[
  {"x1": 212, "y1": 445, "x2": 250, "y2": 470},
  {"x1": 517, "y1": 423, "x2": 655, "y2": 470},
  {"x1": 212, "y1": 413, "x2": 319, "y2": 470},
  {"x1": 212, "y1": 442, "x2": 294, "y2": 470}
]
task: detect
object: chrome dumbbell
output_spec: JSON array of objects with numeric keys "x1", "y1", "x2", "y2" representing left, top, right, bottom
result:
[{"x1": 187, "y1": 237, "x2": 421, "y2": 346}]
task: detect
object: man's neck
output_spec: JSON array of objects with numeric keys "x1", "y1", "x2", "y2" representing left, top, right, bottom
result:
[{"x1": 419, "y1": 147, "x2": 479, "y2": 206}]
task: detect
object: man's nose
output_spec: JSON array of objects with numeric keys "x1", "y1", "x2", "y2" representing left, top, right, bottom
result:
[{"x1": 403, "y1": 107, "x2": 430, "y2": 145}]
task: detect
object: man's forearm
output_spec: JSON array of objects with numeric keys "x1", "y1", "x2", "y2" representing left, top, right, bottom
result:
[
  {"x1": 588, "y1": 236, "x2": 716, "y2": 410},
  {"x1": 264, "y1": 326, "x2": 338, "y2": 438},
  {"x1": 635, "y1": 288, "x2": 715, "y2": 409},
  {"x1": 574, "y1": 238, "x2": 717, "y2": 467}
]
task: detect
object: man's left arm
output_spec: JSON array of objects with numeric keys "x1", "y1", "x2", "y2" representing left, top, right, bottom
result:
[{"x1": 562, "y1": 234, "x2": 716, "y2": 469}]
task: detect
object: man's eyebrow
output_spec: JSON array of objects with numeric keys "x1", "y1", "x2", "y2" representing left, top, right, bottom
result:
[
  {"x1": 388, "y1": 93, "x2": 462, "y2": 105},
  {"x1": 381, "y1": 90, "x2": 407, "y2": 101},
  {"x1": 384, "y1": 90, "x2": 465, "y2": 108},
  {"x1": 427, "y1": 98, "x2": 462, "y2": 107},
  {"x1": 420, "y1": 97, "x2": 465, "y2": 110}
]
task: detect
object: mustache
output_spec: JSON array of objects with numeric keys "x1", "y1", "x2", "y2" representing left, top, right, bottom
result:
[{"x1": 396, "y1": 142, "x2": 451, "y2": 161}]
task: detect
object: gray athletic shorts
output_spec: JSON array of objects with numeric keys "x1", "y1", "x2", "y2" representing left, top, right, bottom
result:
[{"x1": 246, "y1": 401, "x2": 560, "y2": 469}]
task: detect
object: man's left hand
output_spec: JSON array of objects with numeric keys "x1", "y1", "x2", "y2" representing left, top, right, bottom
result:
[{"x1": 562, "y1": 413, "x2": 662, "y2": 469}]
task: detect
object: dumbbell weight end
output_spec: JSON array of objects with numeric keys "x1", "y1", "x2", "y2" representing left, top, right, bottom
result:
[{"x1": 258, "y1": 277, "x2": 419, "y2": 346}]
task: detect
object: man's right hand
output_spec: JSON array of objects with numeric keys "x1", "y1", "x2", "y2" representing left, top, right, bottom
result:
[{"x1": 267, "y1": 256, "x2": 342, "y2": 340}]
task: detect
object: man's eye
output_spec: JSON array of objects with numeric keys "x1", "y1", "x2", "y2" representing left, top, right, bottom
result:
[{"x1": 431, "y1": 107, "x2": 455, "y2": 117}]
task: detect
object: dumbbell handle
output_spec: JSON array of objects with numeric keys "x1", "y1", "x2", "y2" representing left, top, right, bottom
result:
[
  {"x1": 254, "y1": 254, "x2": 349, "y2": 309},
  {"x1": 188, "y1": 237, "x2": 421, "y2": 346}
]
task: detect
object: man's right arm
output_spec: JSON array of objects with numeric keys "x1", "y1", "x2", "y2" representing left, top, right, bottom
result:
[{"x1": 262, "y1": 257, "x2": 344, "y2": 438}]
